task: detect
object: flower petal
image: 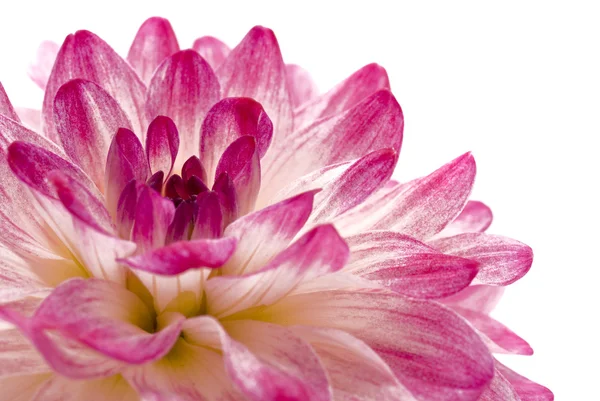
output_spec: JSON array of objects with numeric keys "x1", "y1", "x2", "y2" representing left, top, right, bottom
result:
[
  {"x1": 127, "y1": 17, "x2": 180, "y2": 84},
  {"x1": 0, "y1": 374, "x2": 51, "y2": 401},
  {"x1": 192, "y1": 36, "x2": 230, "y2": 70},
  {"x1": 441, "y1": 284, "x2": 505, "y2": 314},
  {"x1": 217, "y1": 26, "x2": 292, "y2": 142},
  {"x1": 0, "y1": 82, "x2": 19, "y2": 121},
  {"x1": 345, "y1": 231, "x2": 479, "y2": 299},
  {"x1": 294, "y1": 63, "x2": 390, "y2": 129},
  {"x1": 28, "y1": 40, "x2": 60, "y2": 90},
  {"x1": 183, "y1": 317, "x2": 331, "y2": 401},
  {"x1": 221, "y1": 190, "x2": 317, "y2": 275},
  {"x1": 258, "y1": 290, "x2": 495, "y2": 401},
  {"x1": 429, "y1": 233, "x2": 533, "y2": 285},
  {"x1": 146, "y1": 49, "x2": 220, "y2": 169},
  {"x1": 191, "y1": 191, "x2": 223, "y2": 240},
  {"x1": 119, "y1": 236, "x2": 237, "y2": 275},
  {"x1": 495, "y1": 361, "x2": 553, "y2": 401},
  {"x1": 32, "y1": 374, "x2": 139, "y2": 401},
  {"x1": 478, "y1": 368, "x2": 521, "y2": 401},
  {"x1": 437, "y1": 200, "x2": 494, "y2": 238},
  {"x1": 54, "y1": 79, "x2": 133, "y2": 192},
  {"x1": 43, "y1": 30, "x2": 147, "y2": 143},
  {"x1": 0, "y1": 328, "x2": 50, "y2": 377},
  {"x1": 131, "y1": 186, "x2": 175, "y2": 252},
  {"x1": 15, "y1": 107, "x2": 42, "y2": 132},
  {"x1": 206, "y1": 224, "x2": 349, "y2": 318},
  {"x1": 286, "y1": 64, "x2": 319, "y2": 108},
  {"x1": 115, "y1": 180, "x2": 144, "y2": 239},
  {"x1": 200, "y1": 97, "x2": 273, "y2": 185},
  {"x1": 145, "y1": 115, "x2": 180, "y2": 177},
  {"x1": 335, "y1": 152, "x2": 476, "y2": 240}
]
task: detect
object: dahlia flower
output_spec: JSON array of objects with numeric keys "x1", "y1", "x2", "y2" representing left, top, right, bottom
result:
[{"x1": 0, "y1": 17, "x2": 552, "y2": 401}]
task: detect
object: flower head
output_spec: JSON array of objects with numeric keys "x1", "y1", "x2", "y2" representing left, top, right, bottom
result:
[{"x1": 0, "y1": 17, "x2": 551, "y2": 401}]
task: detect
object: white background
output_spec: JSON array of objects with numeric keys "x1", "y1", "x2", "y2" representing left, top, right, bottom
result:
[{"x1": 1, "y1": 1, "x2": 597, "y2": 399}]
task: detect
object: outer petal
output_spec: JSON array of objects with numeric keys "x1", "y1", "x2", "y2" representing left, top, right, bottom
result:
[
  {"x1": 28, "y1": 40, "x2": 60, "y2": 90},
  {"x1": 345, "y1": 231, "x2": 479, "y2": 299},
  {"x1": 54, "y1": 79, "x2": 133, "y2": 192},
  {"x1": 43, "y1": 30, "x2": 147, "y2": 143},
  {"x1": 0, "y1": 328, "x2": 50, "y2": 377},
  {"x1": 0, "y1": 82, "x2": 19, "y2": 121},
  {"x1": 221, "y1": 190, "x2": 317, "y2": 275},
  {"x1": 495, "y1": 361, "x2": 554, "y2": 401},
  {"x1": 258, "y1": 290, "x2": 495, "y2": 401},
  {"x1": 183, "y1": 317, "x2": 331, "y2": 401},
  {"x1": 335, "y1": 152, "x2": 476, "y2": 240},
  {"x1": 206, "y1": 224, "x2": 349, "y2": 318},
  {"x1": 294, "y1": 63, "x2": 390, "y2": 129},
  {"x1": 429, "y1": 233, "x2": 533, "y2": 285},
  {"x1": 479, "y1": 368, "x2": 521, "y2": 401},
  {"x1": 145, "y1": 115, "x2": 180, "y2": 177},
  {"x1": 32, "y1": 374, "x2": 139, "y2": 401},
  {"x1": 286, "y1": 64, "x2": 319, "y2": 108},
  {"x1": 0, "y1": 374, "x2": 52, "y2": 401},
  {"x1": 127, "y1": 17, "x2": 180, "y2": 84},
  {"x1": 146, "y1": 49, "x2": 220, "y2": 169},
  {"x1": 192, "y1": 36, "x2": 231, "y2": 70},
  {"x1": 436, "y1": 200, "x2": 493, "y2": 238},
  {"x1": 200, "y1": 97, "x2": 273, "y2": 185},
  {"x1": 0, "y1": 278, "x2": 183, "y2": 379},
  {"x1": 119, "y1": 236, "x2": 237, "y2": 275},
  {"x1": 217, "y1": 26, "x2": 292, "y2": 141},
  {"x1": 262, "y1": 90, "x2": 403, "y2": 200}
]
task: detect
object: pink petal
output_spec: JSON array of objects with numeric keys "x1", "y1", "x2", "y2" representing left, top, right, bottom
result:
[
  {"x1": 127, "y1": 17, "x2": 180, "y2": 84},
  {"x1": 32, "y1": 374, "x2": 139, "y2": 401},
  {"x1": 479, "y1": 368, "x2": 521, "y2": 401},
  {"x1": 212, "y1": 172, "x2": 239, "y2": 226},
  {"x1": 286, "y1": 64, "x2": 319, "y2": 108},
  {"x1": 192, "y1": 36, "x2": 230, "y2": 70},
  {"x1": 345, "y1": 231, "x2": 479, "y2": 299},
  {"x1": 437, "y1": 200, "x2": 494, "y2": 238},
  {"x1": 221, "y1": 190, "x2": 317, "y2": 275},
  {"x1": 495, "y1": 361, "x2": 554, "y2": 401},
  {"x1": 0, "y1": 328, "x2": 50, "y2": 377},
  {"x1": 200, "y1": 97, "x2": 273, "y2": 185},
  {"x1": 335, "y1": 152, "x2": 476, "y2": 240},
  {"x1": 430, "y1": 233, "x2": 533, "y2": 285},
  {"x1": 217, "y1": 26, "x2": 292, "y2": 141},
  {"x1": 215, "y1": 135, "x2": 261, "y2": 216},
  {"x1": 0, "y1": 374, "x2": 51, "y2": 401},
  {"x1": 0, "y1": 278, "x2": 183, "y2": 378},
  {"x1": 28, "y1": 40, "x2": 59, "y2": 90},
  {"x1": 146, "y1": 49, "x2": 220, "y2": 169},
  {"x1": 183, "y1": 316, "x2": 331, "y2": 401},
  {"x1": 115, "y1": 180, "x2": 144, "y2": 239},
  {"x1": 191, "y1": 191, "x2": 223, "y2": 240},
  {"x1": 53, "y1": 79, "x2": 133, "y2": 192},
  {"x1": 145, "y1": 115, "x2": 180, "y2": 177},
  {"x1": 0, "y1": 82, "x2": 19, "y2": 121},
  {"x1": 451, "y1": 307, "x2": 533, "y2": 355},
  {"x1": 119, "y1": 236, "x2": 237, "y2": 275},
  {"x1": 259, "y1": 290, "x2": 495, "y2": 401},
  {"x1": 0, "y1": 249, "x2": 49, "y2": 305},
  {"x1": 131, "y1": 186, "x2": 175, "y2": 252},
  {"x1": 15, "y1": 107, "x2": 42, "y2": 132},
  {"x1": 43, "y1": 30, "x2": 147, "y2": 143},
  {"x1": 292, "y1": 326, "x2": 415, "y2": 401},
  {"x1": 262, "y1": 90, "x2": 403, "y2": 197},
  {"x1": 104, "y1": 128, "x2": 150, "y2": 219},
  {"x1": 294, "y1": 63, "x2": 390, "y2": 129},
  {"x1": 206, "y1": 224, "x2": 349, "y2": 318},
  {"x1": 441, "y1": 284, "x2": 505, "y2": 314}
]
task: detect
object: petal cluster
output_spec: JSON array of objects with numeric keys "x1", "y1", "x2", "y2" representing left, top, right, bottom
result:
[{"x1": 0, "y1": 17, "x2": 552, "y2": 401}]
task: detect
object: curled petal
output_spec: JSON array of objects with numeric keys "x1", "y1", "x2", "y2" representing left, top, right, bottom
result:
[
  {"x1": 192, "y1": 36, "x2": 230, "y2": 70},
  {"x1": 145, "y1": 115, "x2": 180, "y2": 177}
]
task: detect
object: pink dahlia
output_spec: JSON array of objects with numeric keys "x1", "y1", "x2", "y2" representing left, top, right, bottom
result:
[{"x1": 0, "y1": 17, "x2": 551, "y2": 401}]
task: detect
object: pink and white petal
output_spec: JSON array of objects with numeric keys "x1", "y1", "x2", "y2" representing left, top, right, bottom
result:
[
  {"x1": 217, "y1": 26, "x2": 292, "y2": 142},
  {"x1": 115, "y1": 180, "x2": 144, "y2": 239},
  {"x1": 262, "y1": 90, "x2": 403, "y2": 199},
  {"x1": 259, "y1": 290, "x2": 495, "y2": 401},
  {"x1": 436, "y1": 200, "x2": 493, "y2": 238},
  {"x1": 183, "y1": 316, "x2": 331, "y2": 401},
  {"x1": 335, "y1": 152, "x2": 476, "y2": 240},
  {"x1": 145, "y1": 115, "x2": 180, "y2": 177},
  {"x1": 33, "y1": 374, "x2": 139, "y2": 401},
  {"x1": 43, "y1": 30, "x2": 147, "y2": 143},
  {"x1": 441, "y1": 284, "x2": 505, "y2": 314},
  {"x1": 286, "y1": 64, "x2": 319, "y2": 108},
  {"x1": 127, "y1": 17, "x2": 180, "y2": 85},
  {"x1": 215, "y1": 135, "x2": 261, "y2": 216},
  {"x1": 0, "y1": 247, "x2": 50, "y2": 305},
  {"x1": 105, "y1": 128, "x2": 150, "y2": 219},
  {"x1": 119, "y1": 236, "x2": 237, "y2": 275},
  {"x1": 0, "y1": 374, "x2": 52, "y2": 401},
  {"x1": 192, "y1": 191, "x2": 223, "y2": 240},
  {"x1": 292, "y1": 326, "x2": 415, "y2": 401},
  {"x1": 430, "y1": 233, "x2": 533, "y2": 285},
  {"x1": 200, "y1": 97, "x2": 273, "y2": 185},
  {"x1": 495, "y1": 361, "x2": 554, "y2": 401},
  {"x1": 28, "y1": 40, "x2": 59, "y2": 90},
  {"x1": 0, "y1": 328, "x2": 50, "y2": 377},
  {"x1": 221, "y1": 190, "x2": 317, "y2": 275},
  {"x1": 131, "y1": 186, "x2": 175, "y2": 252},
  {"x1": 451, "y1": 307, "x2": 532, "y2": 355},
  {"x1": 206, "y1": 224, "x2": 349, "y2": 318},
  {"x1": 0, "y1": 82, "x2": 19, "y2": 121},
  {"x1": 479, "y1": 369, "x2": 521, "y2": 401},
  {"x1": 294, "y1": 63, "x2": 390, "y2": 129},
  {"x1": 146, "y1": 49, "x2": 220, "y2": 169},
  {"x1": 15, "y1": 107, "x2": 42, "y2": 132},
  {"x1": 345, "y1": 231, "x2": 479, "y2": 299},
  {"x1": 125, "y1": 338, "x2": 244, "y2": 401},
  {"x1": 0, "y1": 278, "x2": 183, "y2": 379},
  {"x1": 192, "y1": 36, "x2": 231, "y2": 70}
]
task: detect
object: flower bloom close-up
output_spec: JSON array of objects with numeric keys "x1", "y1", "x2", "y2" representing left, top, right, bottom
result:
[{"x1": 0, "y1": 17, "x2": 553, "y2": 401}]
